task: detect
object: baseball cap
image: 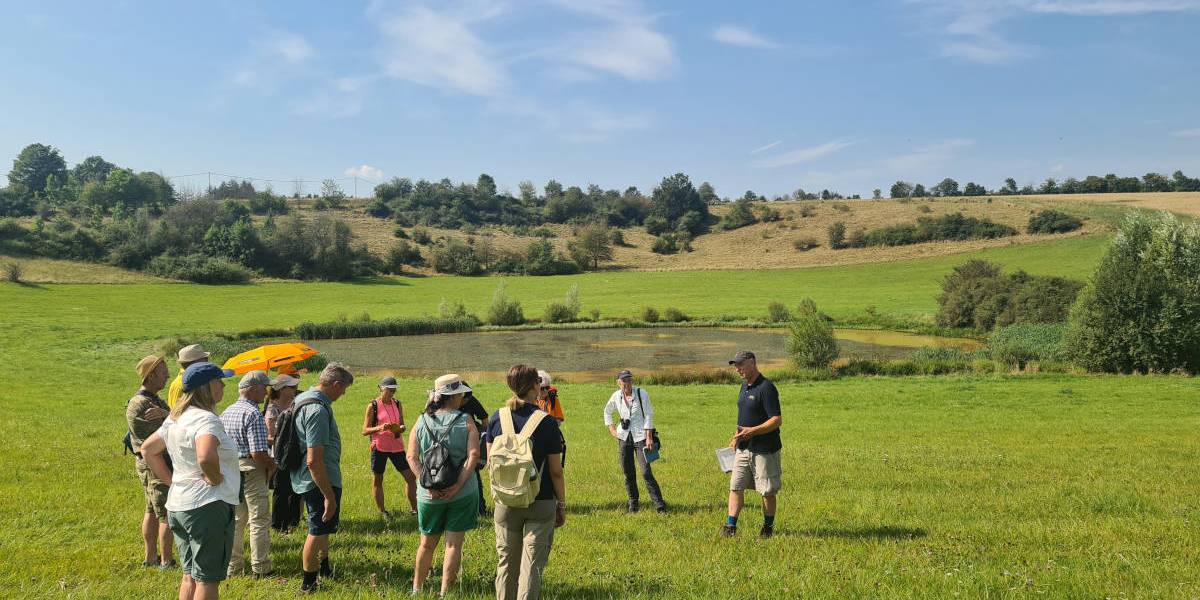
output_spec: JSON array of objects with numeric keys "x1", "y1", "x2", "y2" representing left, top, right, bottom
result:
[
  {"x1": 182, "y1": 362, "x2": 234, "y2": 392},
  {"x1": 238, "y1": 370, "x2": 270, "y2": 389},
  {"x1": 728, "y1": 350, "x2": 756, "y2": 365},
  {"x1": 616, "y1": 369, "x2": 633, "y2": 380},
  {"x1": 270, "y1": 374, "x2": 301, "y2": 390},
  {"x1": 379, "y1": 376, "x2": 398, "y2": 389}
]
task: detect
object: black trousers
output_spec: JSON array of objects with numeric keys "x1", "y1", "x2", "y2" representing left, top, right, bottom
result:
[
  {"x1": 270, "y1": 467, "x2": 303, "y2": 532},
  {"x1": 619, "y1": 436, "x2": 664, "y2": 507}
]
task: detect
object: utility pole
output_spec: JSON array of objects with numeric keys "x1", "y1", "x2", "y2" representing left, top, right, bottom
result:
[
  {"x1": 207, "y1": 171, "x2": 212, "y2": 198},
  {"x1": 354, "y1": 177, "x2": 358, "y2": 199}
]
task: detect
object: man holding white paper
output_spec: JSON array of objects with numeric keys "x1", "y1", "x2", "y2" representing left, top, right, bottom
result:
[{"x1": 722, "y1": 351, "x2": 782, "y2": 539}]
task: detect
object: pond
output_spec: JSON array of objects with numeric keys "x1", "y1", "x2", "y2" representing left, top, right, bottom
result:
[{"x1": 309, "y1": 327, "x2": 980, "y2": 383}]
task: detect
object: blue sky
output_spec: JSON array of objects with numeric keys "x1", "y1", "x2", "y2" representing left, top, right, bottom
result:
[{"x1": 2, "y1": 0, "x2": 1198, "y2": 198}]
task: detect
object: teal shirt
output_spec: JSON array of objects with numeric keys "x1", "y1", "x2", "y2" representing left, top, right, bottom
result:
[
  {"x1": 414, "y1": 410, "x2": 477, "y2": 504},
  {"x1": 290, "y1": 389, "x2": 342, "y2": 494}
]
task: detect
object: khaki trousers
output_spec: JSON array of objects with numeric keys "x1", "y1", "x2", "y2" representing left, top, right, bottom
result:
[
  {"x1": 228, "y1": 459, "x2": 272, "y2": 575},
  {"x1": 494, "y1": 499, "x2": 556, "y2": 600}
]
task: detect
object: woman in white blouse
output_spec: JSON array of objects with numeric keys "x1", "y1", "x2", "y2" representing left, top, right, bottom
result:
[
  {"x1": 141, "y1": 362, "x2": 239, "y2": 600},
  {"x1": 602, "y1": 369, "x2": 667, "y2": 513}
]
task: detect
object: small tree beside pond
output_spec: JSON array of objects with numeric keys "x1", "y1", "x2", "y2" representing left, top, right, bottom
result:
[{"x1": 787, "y1": 298, "x2": 839, "y2": 368}]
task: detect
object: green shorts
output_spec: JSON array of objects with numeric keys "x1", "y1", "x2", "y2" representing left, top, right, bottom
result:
[
  {"x1": 417, "y1": 494, "x2": 478, "y2": 535},
  {"x1": 168, "y1": 501, "x2": 236, "y2": 583},
  {"x1": 137, "y1": 460, "x2": 169, "y2": 521}
]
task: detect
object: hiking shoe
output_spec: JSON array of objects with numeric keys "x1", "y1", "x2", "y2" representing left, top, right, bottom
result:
[
  {"x1": 720, "y1": 524, "x2": 737, "y2": 537},
  {"x1": 158, "y1": 560, "x2": 178, "y2": 571},
  {"x1": 140, "y1": 559, "x2": 158, "y2": 568},
  {"x1": 381, "y1": 510, "x2": 393, "y2": 521},
  {"x1": 627, "y1": 501, "x2": 640, "y2": 513},
  {"x1": 759, "y1": 525, "x2": 774, "y2": 540},
  {"x1": 655, "y1": 504, "x2": 668, "y2": 513},
  {"x1": 300, "y1": 579, "x2": 320, "y2": 594},
  {"x1": 252, "y1": 570, "x2": 275, "y2": 579}
]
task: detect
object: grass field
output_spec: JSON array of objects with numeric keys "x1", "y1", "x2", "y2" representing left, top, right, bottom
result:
[{"x1": 5, "y1": 231, "x2": 1198, "y2": 598}]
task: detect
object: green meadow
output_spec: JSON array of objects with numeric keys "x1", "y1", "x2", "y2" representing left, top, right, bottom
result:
[{"x1": 6, "y1": 232, "x2": 1200, "y2": 598}]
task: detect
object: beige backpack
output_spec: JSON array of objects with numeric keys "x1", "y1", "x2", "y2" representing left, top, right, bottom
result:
[{"x1": 488, "y1": 407, "x2": 549, "y2": 508}]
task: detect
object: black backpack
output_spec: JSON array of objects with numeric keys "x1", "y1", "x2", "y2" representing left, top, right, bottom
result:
[
  {"x1": 419, "y1": 412, "x2": 465, "y2": 490},
  {"x1": 273, "y1": 398, "x2": 328, "y2": 471}
]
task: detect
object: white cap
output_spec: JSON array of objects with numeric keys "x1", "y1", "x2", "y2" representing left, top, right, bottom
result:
[
  {"x1": 177, "y1": 343, "x2": 209, "y2": 363},
  {"x1": 538, "y1": 370, "x2": 552, "y2": 386},
  {"x1": 270, "y1": 374, "x2": 301, "y2": 390}
]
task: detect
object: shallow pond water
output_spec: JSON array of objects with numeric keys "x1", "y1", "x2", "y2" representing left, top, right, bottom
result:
[{"x1": 309, "y1": 327, "x2": 979, "y2": 383}]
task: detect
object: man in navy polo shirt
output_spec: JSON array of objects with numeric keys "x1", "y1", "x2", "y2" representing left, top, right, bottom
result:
[{"x1": 722, "y1": 350, "x2": 782, "y2": 539}]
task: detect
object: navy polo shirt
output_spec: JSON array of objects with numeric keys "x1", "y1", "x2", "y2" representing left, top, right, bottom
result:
[{"x1": 736, "y1": 374, "x2": 782, "y2": 453}]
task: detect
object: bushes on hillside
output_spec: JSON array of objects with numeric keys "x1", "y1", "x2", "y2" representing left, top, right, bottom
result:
[
  {"x1": 146, "y1": 254, "x2": 252, "y2": 284},
  {"x1": 1027, "y1": 209, "x2": 1083, "y2": 234},
  {"x1": 846, "y1": 213, "x2": 1016, "y2": 248},
  {"x1": 787, "y1": 299, "x2": 839, "y2": 368},
  {"x1": 384, "y1": 240, "x2": 424, "y2": 274},
  {"x1": 827, "y1": 222, "x2": 847, "y2": 249},
  {"x1": 721, "y1": 199, "x2": 757, "y2": 230},
  {"x1": 430, "y1": 239, "x2": 484, "y2": 276},
  {"x1": 936, "y1": 260, "x2": 1083, "y2": 331},
  {"x1": 1066, "y1": 211, "x2": 1200, "y2": 374}
]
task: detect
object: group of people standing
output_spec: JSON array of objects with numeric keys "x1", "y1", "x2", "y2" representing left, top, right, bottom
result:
[{"x1": 124, "y1": 343, "x2": 783, "y2": 599}]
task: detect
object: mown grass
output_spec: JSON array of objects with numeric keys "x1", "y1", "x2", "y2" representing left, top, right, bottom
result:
[{"x1": 5, "y1": 233, "x2": 1197, "y2": 598}]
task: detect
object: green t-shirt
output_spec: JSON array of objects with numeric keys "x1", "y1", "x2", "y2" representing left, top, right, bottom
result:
[
  {"x1": 289, "y1": 389, "x2": 342, "y2": 494},
  {"x1": 414, "y1": 410, "x2": 477, "y2": 504}
]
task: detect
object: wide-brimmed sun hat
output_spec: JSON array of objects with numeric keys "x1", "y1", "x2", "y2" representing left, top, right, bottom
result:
[
  {"x1": 136, "y1": 355, "x2": 165, "y2": 382},
  {"x1": 432, "y1": 374, "x2": 471, "y2": 396},
  {"x1": 177, "y1": 344, "x2": 210, "y2": 363}
]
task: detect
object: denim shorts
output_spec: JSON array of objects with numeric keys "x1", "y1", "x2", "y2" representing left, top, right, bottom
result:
[{"x1": 303, "y1": 486, "x2": 343, "y2": 536}]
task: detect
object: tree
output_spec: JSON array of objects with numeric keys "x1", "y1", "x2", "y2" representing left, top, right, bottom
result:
[
  {"x1": 320, "y1": 179, "x2": 346, "y2": 207},
  {"x1": 889, "y1": 181, "x2": 913, "y2": 198},
  {"x1": 518, "y1": 180, "x2": 538, "y2": 205},
  {"x1": 544, "y1": 179, "x2": 563, "y2": 200},
  {"x1": 698, "y1": 181, "x2": 719, "y2": 205},
  {"x1": 827, "y1": 221, "x2": 847, "y2": 249},
  {"x1": 963, "y1": 182, "x2": 987, "y2": 196},
  {"x1": 721, "y1": 198, "x2": 757, "y2": 230},
  {"x1": 786, "y1": 299, "x2": 838, "y2": 368},
  {"x1": 1039, "y1": 178, "x2": 1059, "y2": 194},
  {"x1": 1066, "y1": 211, "x2": 1200, "y2": 373},
  {"x1": 912, "y1": 183, "x2": 928, "y2": 198},
  {"x1": 872, "y1": 188, "x2": 882, "y2": 200},
  {"x1": 1142, "y1": 172, "x2": 1171, "y2": 193},
  {"x1": 1172, "y1": 170, "x2": 1200, "y2": 192},
  {"x1": 9, "y1": 143, "x2": 67, "y2": 193},
  {"x1": 933, "y1": 178, "x2": 960, "y2": 197},
  {"x1": 566, "y1": 222, "x2": 614, "y2": 270},
  {"x1": 1001, "y1": 178, "x2": 1018, "y2": 195},
  {"x1": 71, "y1": 155, "x2": 116, "y2": 185},
  {"x1": 650, "y1": 173, "x2": 708, "y2": 236}
]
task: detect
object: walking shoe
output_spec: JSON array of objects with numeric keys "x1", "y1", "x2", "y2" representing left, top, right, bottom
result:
[
  {"x1": 300, "y1": 579, "x2": 320, "y2": 594},
  {"x1": 252, "y1": 570, "x2": 275, "y2": 579},
  {"x1": 655, "y1": 503, "x2": 668, "y2": 513},
  {"x1": 759, "y1": 525, "x2": 774, "y2": 540},
  {"x1": 158, "y1": 560, "x2": 178, "y2": 571},
  {"x1": 140, "y1": 559, "x2": 158, "y2": 568},
  {"x1": 720, "y1": 524, "x2": 737, "y2": 537},
  {"x1": 381, "y1": 510, "x2": 393, "y2": 521},
  {"x1": 627, "y1": 501, "x2": 640, "y2": 513}
]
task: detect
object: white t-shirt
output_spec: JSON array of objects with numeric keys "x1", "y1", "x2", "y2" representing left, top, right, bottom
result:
[{"x1": 159, "y1": 407, "x2": 240, "y2": 511}]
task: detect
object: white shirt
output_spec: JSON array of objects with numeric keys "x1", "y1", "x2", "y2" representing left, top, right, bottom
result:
[
  {"x1": 603, "y1": 387, "x2": 654, "y2": 443},
  {"x1": 159, "y1": 407, "x2": 240, "y2": 511}
]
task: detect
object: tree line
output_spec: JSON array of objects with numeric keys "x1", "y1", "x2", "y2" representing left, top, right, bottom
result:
[{"x1": 888, "y1": 171, "x2": 1200, "y2": 199}]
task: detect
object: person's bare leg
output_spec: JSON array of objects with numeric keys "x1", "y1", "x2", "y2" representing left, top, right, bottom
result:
[
  {"x1": 402, "y1": 470, "x2": 418, "y2": 512},
  {"x1": 763, "y1": 495, "x2": 777, "y2": 518},
  {"x1": 441, "y1": 531, "x2": 466, "y2": 595},
  {"x1": 302, "y1": 535, "x2": 324, "y2": 572},
  {"x1": 142, "y1": 513, "x2": 159, "y2": 563},
  {"x1": 178, "y1": 574, "x2": 195, "y2": 600},
  {"x1": 372, "y1": 474, "x2": 386, "y2": 513},
  {"x1": 413, "y1": 534, "x2": 440, "y2": 591},
  {"x1": 727, "y1": 490, "x2": 744, "y2": 519},
  {"x1": 194, "y1": 581, "x2": 220, "y2": 600},
  {"x1": 158, "y1": 522, "x2": 173, "y2": 563}
]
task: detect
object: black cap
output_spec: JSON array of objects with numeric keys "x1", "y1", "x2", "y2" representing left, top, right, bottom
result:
[
  {"x1": 379, "y1": 376, "x2": 398, "y2": 389},
  {"x1": 728, "y1": 350, "x2": 756, "y2": 365},
  {"x1": 616, "y1": 369, "x2": 633, "y2": 380}
]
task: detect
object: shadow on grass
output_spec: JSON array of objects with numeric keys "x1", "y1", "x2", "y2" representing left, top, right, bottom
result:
[
  {"x1": 346, "y1": 276, "x2": 414, "y2": 286},
  {"x1": 13, "y1": 281, "x2": 48, "y2": 290},
  {"x1": 568, "y1": 500, "x2": 714, "y2": 516},
  {"x1": 797, "y1": 525, "x2": 927, "y2": 540}
]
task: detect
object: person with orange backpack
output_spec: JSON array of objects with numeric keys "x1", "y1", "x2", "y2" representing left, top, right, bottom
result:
[{"x1": 485, "y1": 365, "x2": 566, "y2": 600}]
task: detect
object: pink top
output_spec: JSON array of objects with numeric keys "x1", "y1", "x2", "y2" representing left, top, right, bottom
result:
[{"x1": 371, "y1": 399, "x2": 406, "y2": 453}]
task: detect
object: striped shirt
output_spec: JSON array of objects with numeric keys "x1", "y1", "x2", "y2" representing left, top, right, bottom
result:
[{"x1": 219, "y1": 397, "x2": 269, "y2": 458}]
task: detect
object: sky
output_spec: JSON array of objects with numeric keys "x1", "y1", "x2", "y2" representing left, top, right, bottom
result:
[{"x1": 1, "y1": 0, "x2": 1198, "y2": 198}]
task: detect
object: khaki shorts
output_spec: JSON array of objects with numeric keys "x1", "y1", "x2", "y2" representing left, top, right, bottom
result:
[
  {"x1": 729, "y1": 449, "x2": 782, "y2": 496},
  {"x1": 137, "y1": 460, "x2": 170, "y2": 520}
]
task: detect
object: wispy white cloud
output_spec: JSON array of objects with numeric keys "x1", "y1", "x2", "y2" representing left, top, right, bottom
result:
[
  {"x1": 750, "y1": 140, "x2": 783, "y2": 155},
  {"x1": 912, "y1": 0, "x2": 1200, "y2": 64},
  {"x1": 1173, "y1": 128, "x2": 1200, "y2": 138},
  {"x1": 884, "y1": 138, "x2": 975, "y2": 172},
  {"x1": 712, "y1": 25, "x2": 780, "y2": 49},
  {"x1": 230, "y1": 30, "x2": 317, "y2": 89},
  {"x1": 266, "y1": 31, "x2": 315, "y2": 64},
  {"x1": 344, "y1": 165, "x2": 385, "y2": 180},
  {"x1": 1050, "y1": 163, "x2": 1066, "y2": 172},
  {"x1": 549, "y1": 0, "x2": 676, "y2": 81},
  {"x1": 753, "y1": 140, "x2": 856, "y2": 168},
  {"x1": 376, "y1": 4, "x2": 510, "y2": 97}
]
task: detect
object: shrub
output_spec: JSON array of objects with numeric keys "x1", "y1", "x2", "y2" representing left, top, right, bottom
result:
[
  {"x1": 793, "y1": 237, "x2": 819, "y2": 251},
  {"x1": 827, "y1": 222, "x2": 847, "y2": 249},
  {"x1": 438, "y1": 299, "x2": 473, "y2": 320},
  {"x1": 430, "y1": 239, "x2": 483, "y2": 276},
  {"x1": 662, "y1": 307, "x2": 688, "y2": 322},
  {"x1": 917, "y1": 205, "x2": 933, "y2": 214},
  {"x1": 146, "y1": 254, "x2": 252, "y2": 284},
  {"x1": 295, "y1": 316, "x2": 479, "y2": 340},
  {"x1": 525, "y1": 239, "x2": 579, "y2": 276},
  {"x1": 487, "y1": 283, "x2": 525, "y2": 326},
  {"x1": 936, "y1": 260, "x2": 1083, "y2": 331},
  {"x1": 544, "y1": 285, "x2": 582, "y2": 324},
  {"x1": 1027, "y1": 209, "x2": 1083, "y2": 234},
  {"x1": 832, "y1": 203, "x2": 851, "y2": 213},
  {"x1": 767, "y1": 302, "x2": 790, "y2": 323},
  {"x1": 989, "y1": 323, "x2": 1068, "y2": 366},
  {"x1": 1066, "y1": 211, "x2": 1200, "y2": 373},
  {"x1": 798, "y1": 205, "x2": 816, "y2": 218},
  {"x1": 384, "y1": 240, "x2": 424, "y2": 274},
  {"x1": 411, "y1": 227, "x2": 432, "y2": 245},
  {"x1": 721, "y1": 199, "x2": 758, "y2": 230},
  {"x1": 786, "y1": 299, "x2": 839, "y2": 368},
  {"x1": 640, "y1": 306, "x2": 660, "y2": 323},
  {"x1": 851, "y1": 213, "x2": 1016, "y2": 248},
  {"x1": 650, "y1": 234, "x2": 679, "y2": 255},
  {"x1": 609, "y1": 228, "x2": 630, "y2": 247},
  {"x1": 393, "y1": 227, "x2": 409, "y2": 239},
  {"x1": 4, "y1": 261, "x2": 21, "y2": 283}
]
